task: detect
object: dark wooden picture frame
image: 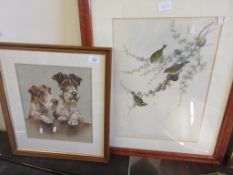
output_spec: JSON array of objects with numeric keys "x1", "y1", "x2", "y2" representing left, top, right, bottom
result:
[
  {"x1": 0, "y1": 42, "x2": 111, "y2": 163},
  {"x1": 78, "y1": 0, "x2": 93, "y2": 47},
  {"x1": 108, "y1": 17, "x2": 233, "y2": 164},
  {"x1": 81, "y1": 1, "x2": 232, "y2": 164}
]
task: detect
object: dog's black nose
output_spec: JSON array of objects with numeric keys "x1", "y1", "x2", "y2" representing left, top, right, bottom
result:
[
  {"x1": 52, "y1": 99, "x2": 58, "y2": 104},
  {"x1": 71, "y1": 92, "x2": 77, "y2": 96}
]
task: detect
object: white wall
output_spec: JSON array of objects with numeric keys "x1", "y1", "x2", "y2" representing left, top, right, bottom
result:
[
  {"x1": 0, "y1": 0, "x2": 81, "y2": 45},
  {"x1": 0, "y1": 0, "x2": 82, "y2": 130}
]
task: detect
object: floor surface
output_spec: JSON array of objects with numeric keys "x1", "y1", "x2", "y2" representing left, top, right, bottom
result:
[
  {"x1": 0, "y1": 131, "x2": 233, "y2": 175},
  {"x1": 0, "y1": 131, "x2": 129, "y2": 175}
]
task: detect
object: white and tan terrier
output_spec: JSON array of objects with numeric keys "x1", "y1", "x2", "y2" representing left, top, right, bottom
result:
[
  {"x1": 28, "y1": 85, "x2": 58, "y2": 124},
  {"x1": 52, "y1": 72, "x2": 82, "y2": 126}
]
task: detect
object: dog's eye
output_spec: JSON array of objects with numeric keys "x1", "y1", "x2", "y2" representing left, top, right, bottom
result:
[{"x1": 38, "y1": 91, "x2": 44, "y2": 96}]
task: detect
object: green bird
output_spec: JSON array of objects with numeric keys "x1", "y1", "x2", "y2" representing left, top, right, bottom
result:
[
  {"x1": 131, "y1": 91, "x2": 147, "y2": 106},
  {"x1": 164, "y1": 61, "x2": 189, "y2": 74},
  {"x1": 150, "y1": 44, "x2": 167, "y2": 63}
]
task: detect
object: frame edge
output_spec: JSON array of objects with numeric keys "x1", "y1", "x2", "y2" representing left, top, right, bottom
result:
[{"x1": 78, "y1": 0, "x2": 93, "y2": 47}]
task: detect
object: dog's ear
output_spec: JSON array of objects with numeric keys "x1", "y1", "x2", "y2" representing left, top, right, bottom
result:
[
  {"x1": 69, "y1": 74, "x2": 82, "y2": 86},
  {"x1": 52, "y1": 72, "x2": 64, "y2": 84},
  {"x1": 28, "y1": 85, "x2": 38, "y2": 95}
]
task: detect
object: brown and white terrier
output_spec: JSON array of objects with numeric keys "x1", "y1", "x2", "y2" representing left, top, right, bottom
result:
[
  {"x1": 28, "y1": 85, "x2": 58, "y2": 124},
  {"x1": 52, "y1": 72, "x2": 82, "y2": 126}
]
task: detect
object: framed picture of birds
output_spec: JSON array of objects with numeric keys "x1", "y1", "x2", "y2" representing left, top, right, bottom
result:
[{"x1": 109, "y1": 16, "x2": 233, "y2": 164}]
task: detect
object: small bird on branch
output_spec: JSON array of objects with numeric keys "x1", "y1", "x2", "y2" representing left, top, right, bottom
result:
[
  {"x1": 164, "y1": 61, "x2": 189, "y2": 74},
  {"x1": 131, "y1": 91, "x2": 147, "y2": 107},
  {"x1": 150, "y1": 44, "x2": 167, "y2": 63}
]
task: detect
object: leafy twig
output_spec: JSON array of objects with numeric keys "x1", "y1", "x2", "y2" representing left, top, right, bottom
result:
[
  {"x1": 124, "y1": 45, "x2": 148, "y2": 62},
  {"x1": 198, "y1": 22, "x2": 214, "y2": 37},
  {"x1": 122, "y1": 62, "x2": 150, "y2": 74}
]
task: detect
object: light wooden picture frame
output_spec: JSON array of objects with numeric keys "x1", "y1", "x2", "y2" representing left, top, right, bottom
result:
[{"x1": 0, "y1": 42, "x2": 111, "y2": 163}]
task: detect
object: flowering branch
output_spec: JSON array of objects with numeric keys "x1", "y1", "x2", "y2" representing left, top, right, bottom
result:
[{"x1": 121, "y1": 20, "x2": 215, "y2": 106}]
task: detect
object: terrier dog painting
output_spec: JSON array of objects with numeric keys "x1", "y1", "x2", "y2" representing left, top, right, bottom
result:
[
  {"x1": 52, "y1": 72, "x2": 82, "y2": 126},
  {"x1": 28, "y1": 84, "x2": 58, "y2": 124},
  {"x1": 16, "y1": 64, "x2": 93, "y2": 143}
]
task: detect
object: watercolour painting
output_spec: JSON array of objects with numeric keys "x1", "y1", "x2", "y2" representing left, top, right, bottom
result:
[
  {"x1": 16, "y1": 64, "x2": 93, "y2": 143},
  {"x1": 112, "y1": 17, "x2": 222, "y2": 142}
]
